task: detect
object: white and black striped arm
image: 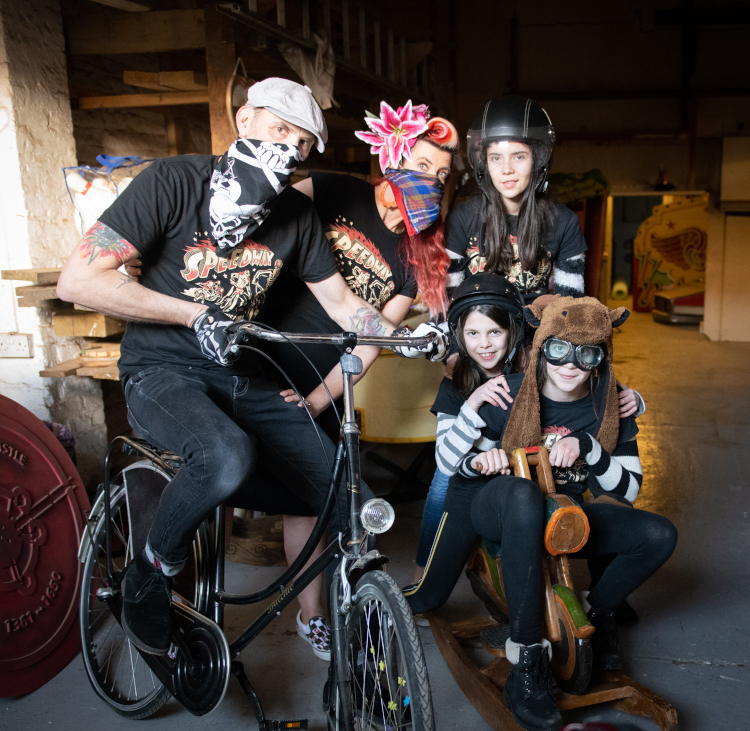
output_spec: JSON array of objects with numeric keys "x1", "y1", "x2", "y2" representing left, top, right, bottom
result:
[
  {"x1": 553, "y1": 252, "x2": 585, "y2": 297},
  {"x1": 574, "y1": 432, "x2": 642, "y2": 503}
]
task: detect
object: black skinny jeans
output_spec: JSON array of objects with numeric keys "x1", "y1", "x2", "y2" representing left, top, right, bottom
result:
[
  {"x1": 124, "y1": 365, "x2": 370, "y2": 569},
  {"x1": 405, "y1": 474, "x2": 677, "y2": 646}
]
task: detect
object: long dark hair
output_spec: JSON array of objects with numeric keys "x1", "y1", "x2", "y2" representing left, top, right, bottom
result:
[
  {"x1": 481, "y1": 143, "x2": 555, "y2": 273},
  {"x1": 452, "y1": 304, "x2": 520, "y2": 396}
]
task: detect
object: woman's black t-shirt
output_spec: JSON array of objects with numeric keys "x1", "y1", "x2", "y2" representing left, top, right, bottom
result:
[
  {"x1": 445, "y1": 196, "x2": 587, "y2": 301},
  {"x1": 478, "y1": 384, "x2": 638, "y2": 498},
  {"x1": 99, "y1": 155, "x2": 338, "y2": 381},
  {"x1": 260, "y1": 173, "x2": 417, "y2": 397}
]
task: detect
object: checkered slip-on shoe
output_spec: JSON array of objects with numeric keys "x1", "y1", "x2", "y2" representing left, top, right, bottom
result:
[{"x1": 296, "y1": 610, "x2": 331, "y2": 661}]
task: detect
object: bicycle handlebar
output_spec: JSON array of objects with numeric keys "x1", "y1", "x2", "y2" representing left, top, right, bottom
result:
[{"x1": 229, "y1": 321, "x2": 437, "y2": 350}]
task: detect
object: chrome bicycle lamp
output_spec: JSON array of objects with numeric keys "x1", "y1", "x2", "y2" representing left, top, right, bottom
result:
[{"x1": 359, "y1": 498, "x2": 396, "y2": 534}]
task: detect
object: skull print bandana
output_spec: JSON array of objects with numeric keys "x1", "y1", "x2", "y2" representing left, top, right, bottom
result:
[{"x1": 209, "y1": 138, "x2": 301, "y2": 256}]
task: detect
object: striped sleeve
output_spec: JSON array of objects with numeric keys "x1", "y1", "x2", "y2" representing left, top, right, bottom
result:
[
  {"x1": 435, "y1": 403, "x2": 486, "y2": 476},
  {"x1": 445, "y1": 249, "x2": 467, "y2": 303},
  {"x1": 553, "y1": 253, "x2": 585, "y2": 297},
  {"x1": 574, "y1": 432, "x2": 643, "y2": 503}
]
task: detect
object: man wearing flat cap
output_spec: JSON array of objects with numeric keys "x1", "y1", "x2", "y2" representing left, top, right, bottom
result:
[{"x1": 58, "y1": 78, "x2": 404, "y2": 657}]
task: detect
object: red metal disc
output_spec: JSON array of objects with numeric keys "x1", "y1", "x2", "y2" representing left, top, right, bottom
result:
[{"x1": 0, "y1": 394, "x2": 90, "y2": 697}]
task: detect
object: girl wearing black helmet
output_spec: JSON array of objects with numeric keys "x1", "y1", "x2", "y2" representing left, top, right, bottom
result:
[{"x1": 446, "y1": 95, "x2": 586, "y2": 302}]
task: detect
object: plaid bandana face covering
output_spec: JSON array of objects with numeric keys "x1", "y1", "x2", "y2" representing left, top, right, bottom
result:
[
  {"x1": 209, "y1": 138, "x2": 301, "y2": 255},
  {"x1": 384, "y1": 168, "x2": 444, "y2": 236}
]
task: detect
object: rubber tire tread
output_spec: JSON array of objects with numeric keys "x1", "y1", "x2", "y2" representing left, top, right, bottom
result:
[
  {"x1": 340, "y1": 570, "x2": 435, "y2": 731},
  {"x1": 79, "y1": 485, "x2": 171, "y2": 719}
]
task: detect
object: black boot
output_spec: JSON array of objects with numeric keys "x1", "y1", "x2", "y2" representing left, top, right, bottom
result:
[
  {"x1": 614, "y1": 599, "x2": 639, "y2": 627},
  {"x1": 121, "y1": 551, "x2": 173, "y2": 655},
  {"x1": 503, "y1": 639, "x2": 562, "y2": 731},
  {"x1": 589, "y1": 610, "x2": 622, "y2": 670}
]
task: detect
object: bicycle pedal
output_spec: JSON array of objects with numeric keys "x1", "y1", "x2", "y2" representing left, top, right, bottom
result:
[{"x1": 260, "y1": 721, "x2": 308, "y2": 730}]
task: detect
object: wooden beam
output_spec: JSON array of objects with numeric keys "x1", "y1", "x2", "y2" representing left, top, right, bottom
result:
[
  {"x1": 2, "y1": 268, "x2": 61, "y2": 285},
  {"x1": 40, "y1": 359, "x2": 83, "y2": 378},
  {"x1": 76, "y1": 91, "x2": 209, "y2": 109},
  {"x1": 205, "y1": 3, "x2": 238, "y2": 156},
  {"x1": 15, "y1": 284, "x2": 59, "y2": 307},
  {"x1": 67, "y1": 9, "x2": 205, "y2": 56},
  {"x1": 124, "y1": 70, "x2": 208, "y2": 92},
  {"x1": 89, "y1": 0, "x2": 151, "y2": 10},
  {"x1": 52, "y1": 313, "x2": 126, "y2": 338}
]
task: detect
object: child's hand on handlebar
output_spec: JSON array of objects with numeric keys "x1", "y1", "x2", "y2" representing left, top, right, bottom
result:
[
  {"x1": 471, "y1": 448, "x2": 510, "y2": 475},
  {"x1": 466, "y1": 375, "x2": 513, "y2": 412},
  {"x1": 548, "y1": 437, "x2": 581, "y2": 468},
  {"x1": 279, "y1": 389, "x2": 325, "y2": 418},
  {"x1": 616, "y1": 380, "x2": 639, "y2": 418}
]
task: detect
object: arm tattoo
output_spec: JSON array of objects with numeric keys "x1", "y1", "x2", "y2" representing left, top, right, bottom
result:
[
  {"x1": 116, "y1": 272, "x2": 136, "y2": 289},
  {"x1": 79, "y1": 222, "x2": 138, "y2": 265},
  {"x1": 349, "y1": 307, "x2": 388, "y2": 336}
]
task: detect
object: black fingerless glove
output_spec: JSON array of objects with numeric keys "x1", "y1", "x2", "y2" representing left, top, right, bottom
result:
[{"x1": 192, "y1": 309, "x2": 237, "y2": 366}]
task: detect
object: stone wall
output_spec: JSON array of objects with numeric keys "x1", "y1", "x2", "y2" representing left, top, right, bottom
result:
[{"x1": 0, "y1": 0, "x2": 106, "y2": 485}]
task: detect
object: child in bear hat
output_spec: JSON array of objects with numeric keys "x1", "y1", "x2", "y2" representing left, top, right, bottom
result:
[{"x1": 406, "y1": 295, "x2": 677, "y2": 731}]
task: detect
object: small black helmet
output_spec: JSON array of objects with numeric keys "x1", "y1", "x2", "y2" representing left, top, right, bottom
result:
[
  {"x1": 467, "y1": 95, "x2": 555, "y2": 195},
  {"x1": 448, "y1": 274, "x2": 526, "y2": 370}
]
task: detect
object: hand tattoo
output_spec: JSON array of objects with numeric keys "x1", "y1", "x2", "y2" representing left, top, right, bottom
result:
[
  {"x1": 349, "y1": 307, "x2": 388, "y2": 336},
  {"x1": 79, "y1": 222, "x2": 138, "y2": 264}
]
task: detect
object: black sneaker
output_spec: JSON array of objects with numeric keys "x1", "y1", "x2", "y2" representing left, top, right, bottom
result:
[
  {"x1": 121, "y1": 552, "x2": 173, "y2": 656},
  {"x1": 589, "y1": 610, "x2": 622, "y2": 670},
  {"x1": 503, "y1": 641, "x2": 562, "y2": 731}
]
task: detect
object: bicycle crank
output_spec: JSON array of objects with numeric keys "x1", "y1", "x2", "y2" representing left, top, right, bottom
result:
[{"x1": 101, "y1": 585, "x2": 231, "y2": 716}]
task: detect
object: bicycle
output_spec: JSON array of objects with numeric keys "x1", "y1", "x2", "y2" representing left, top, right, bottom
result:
[{"x1": 77, "y1": 323, "x2": 436, "y2": 731}]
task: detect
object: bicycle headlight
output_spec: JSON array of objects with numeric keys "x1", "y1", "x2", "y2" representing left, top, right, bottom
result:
[{"x1": 359, "y1": 499, "x2": 395, "y2": 534}]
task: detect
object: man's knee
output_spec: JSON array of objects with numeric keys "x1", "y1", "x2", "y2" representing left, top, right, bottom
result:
[{"x1": 187, "y1": 431, "x2": 256, "y2": 499}]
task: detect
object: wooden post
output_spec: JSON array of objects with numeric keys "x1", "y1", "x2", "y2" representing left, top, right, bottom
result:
[
  {"x1": 342, "y1": 0, "x2": 350, "y2": 59},
  {"x1": 374, "y1": 21, "x2": 381, "y2": 75},
  {"x1": 204, "y1": 3, "x2": 237, "y2": 156},
  {"x1": 358, "y1": 7, "x2": 366, "y2": 68}
]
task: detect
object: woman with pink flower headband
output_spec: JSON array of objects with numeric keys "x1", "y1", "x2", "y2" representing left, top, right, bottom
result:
[{"x1": 258, "y1": 99, "x2": 459, "y2": 662}]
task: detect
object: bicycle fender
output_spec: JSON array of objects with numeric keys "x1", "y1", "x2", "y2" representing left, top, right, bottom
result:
[{"x1": 347, "y1": 549, "x2": 389, "y2": 588}]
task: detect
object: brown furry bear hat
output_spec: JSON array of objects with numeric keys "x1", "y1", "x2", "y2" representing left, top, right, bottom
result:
[{"x1": 501, "y1": 295, "x2": 629, "y2": 455}]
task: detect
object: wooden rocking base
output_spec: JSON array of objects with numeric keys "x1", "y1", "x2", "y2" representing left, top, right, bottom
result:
[{"x1": 427, "y1": 611, "x2": 678, "y2": 731}]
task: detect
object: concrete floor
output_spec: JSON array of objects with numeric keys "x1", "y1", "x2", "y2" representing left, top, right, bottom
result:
[{"x1": 2, "y1": 310, "x2": 749, "y2": 731}]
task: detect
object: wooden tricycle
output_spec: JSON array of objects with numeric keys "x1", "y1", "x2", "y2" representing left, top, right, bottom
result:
[{"x1": 426, "y1": 446, "x2": 678, "y2": 731}]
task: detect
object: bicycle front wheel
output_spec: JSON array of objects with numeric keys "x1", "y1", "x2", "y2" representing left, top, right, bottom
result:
[{"x1": 333, "y1": 570, "x2": 434, "y2": 731}]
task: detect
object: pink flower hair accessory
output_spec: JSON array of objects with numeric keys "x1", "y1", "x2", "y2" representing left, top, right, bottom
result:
[{"x1": 354, "y1": 100, "x2": 430, "y2": 174}]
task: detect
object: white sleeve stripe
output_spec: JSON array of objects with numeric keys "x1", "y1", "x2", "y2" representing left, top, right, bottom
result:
[
  {"x1": 625, "y1": 476, "x2": 640, "y2": 503},
  {"x1": 613, "y1": 455, "x2": 642, "y2": 474},
  {"x1": 586, "y1": 438, "x2": 602, "y2": 464},
  {"x1": 477, "y1": 436, "x2": 499, "y2": 451},
  {"x1": 459, "y1": 402, "x2": 486, "y2": 428},
  {"x1": 554, "y1": 269, "x2": 584, "y2": 289},
  {"x1": 447, "y1": 250, "x2": 464, "y2": 260},
  {"x1": 436, "y1": 453, "x2": 459, "y2": 476},
  {"x1": 595, "y1": 461, "x2": 624, "y2": 490}
]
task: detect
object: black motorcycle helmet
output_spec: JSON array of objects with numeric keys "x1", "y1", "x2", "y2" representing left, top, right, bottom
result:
[
  {"x1": 448, "y1": 274, "x2": 526, "y2": 371},
  {"x1": 467, "y1": 95, "x2": 555, "y2": 195}
]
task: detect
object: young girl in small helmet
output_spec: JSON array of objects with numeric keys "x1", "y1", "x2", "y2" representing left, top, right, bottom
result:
[
  {"x1": 405, "y1": 295, "x2": 677, "y2": 731},
  {"x1": 446, "y1": 95, "x2": 585, "y2": 302}
]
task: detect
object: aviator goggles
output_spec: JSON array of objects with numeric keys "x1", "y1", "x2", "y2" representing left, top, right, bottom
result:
[{"x1": 542, "y1": 338, "x2": 604, "y2": 371}]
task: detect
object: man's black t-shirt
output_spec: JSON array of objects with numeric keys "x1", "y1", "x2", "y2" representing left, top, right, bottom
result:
[
  {"x1": 260, "y1": 173, "x2": 417, "y2": 397},
  {"x1": 100, "y1": 155, "x2": 338, "y2": 381},
  {"x1": 445, "y1": 196, "x2": 587, "y2": 300},
  {"x1": 479, "y1": 382, "x2": 638, "y2": 497}
]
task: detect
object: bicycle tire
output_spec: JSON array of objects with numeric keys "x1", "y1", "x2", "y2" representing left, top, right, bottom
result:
[
  {"x1": 79, "y1": 469, "x2": 210, "y2": 718},
  {"x1": 330, "y1": 570, "x2": 434, "y2": 731}
]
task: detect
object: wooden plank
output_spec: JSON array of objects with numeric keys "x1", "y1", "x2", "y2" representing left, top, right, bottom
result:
[
  {"x1": 90, "y1": 0, "x2": 151, "y2": 10},
  {"x1": 76, "y1": 91, "x2": 209, "y2": 110},
  {"x1": 15, "y1": 284, "x2": 59, "y2": 307},
  {"x1": 81, "y1": 343, "x2": 121, "y2": 358},
  {"x1": 67, "y1": 9, "x2": 205, "y2": 56},
  {"x1": 2, "y1": 268, "x2": 61, "y2": 285},
  {"x1": 124, "y1": 70, "x2": 208, "y2": 92},
  {"x1": 446, "y1": 615, "x2": 497, "y2": 640},
  {"x1": 204, "y1": 2, "x2": 237, "y2": 156},
  {"x1": 53, "y1": 313, "x2": 126, "y2": 338},
  {"x1": 76, "y1": 365, "x2": 121, "y2": 381},
  {"x1": 40, "y1": 359, "x2": 82, "y2": 378}
]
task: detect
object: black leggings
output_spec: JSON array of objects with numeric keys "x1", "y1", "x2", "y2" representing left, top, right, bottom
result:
[{"x1": 405, "y1": 474, "x2": 677, "y2": 646}]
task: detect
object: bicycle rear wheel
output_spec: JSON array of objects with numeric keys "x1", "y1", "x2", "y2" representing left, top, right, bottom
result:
[
  {"x1": 79, "y1": 464, "x2": 209, "y2": 718},
  {"x1": 331, "y1": 570, "x2": 434, "y2": 731}
]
